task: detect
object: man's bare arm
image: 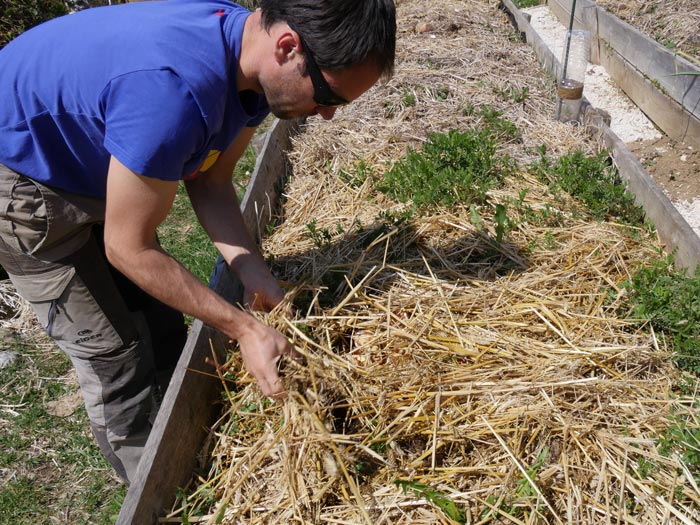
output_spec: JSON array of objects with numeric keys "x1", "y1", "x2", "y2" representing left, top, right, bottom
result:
[
  {"x1": 185, "y1": 127, "x2": 284, "y2": 311},
  {"x1": 103, "y1": 155, "x2": 291, "y2": 397}
]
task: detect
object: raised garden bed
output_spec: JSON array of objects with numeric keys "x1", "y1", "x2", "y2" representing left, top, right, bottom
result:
[{"x1": 119, "y1": 1, "x2": 700, "y2": 523}]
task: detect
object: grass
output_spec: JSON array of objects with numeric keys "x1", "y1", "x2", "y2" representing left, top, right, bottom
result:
[
  {"x1": 621, "y1": 257, "x2": 700, "y2": 375},
  {"x1": 158, "y1": 139, "x2": 259, "y2": 285},
  {"x1": 0, "y1": 332, "x2": 126, "y2": 524},
  {"x1": 529, "y1": 146, "x2": 647, "y2": 226}
]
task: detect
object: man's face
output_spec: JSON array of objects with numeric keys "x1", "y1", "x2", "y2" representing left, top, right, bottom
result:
[{"x1": 263, "y1": 57, "x2": 382, "y2": 121}]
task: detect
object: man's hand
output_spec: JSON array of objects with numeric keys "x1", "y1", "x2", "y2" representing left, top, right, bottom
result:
[
  {"x1": 234, "y1": 253, "x2": 284, "y2": 312},
  {"x1": 237, "y1": 320, "x2": 294, "y2": 398}
]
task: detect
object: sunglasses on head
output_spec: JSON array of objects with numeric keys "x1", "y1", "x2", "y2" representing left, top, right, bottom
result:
[{"x1": 289, "y1": 24, "x2": 349, "y2": 107}]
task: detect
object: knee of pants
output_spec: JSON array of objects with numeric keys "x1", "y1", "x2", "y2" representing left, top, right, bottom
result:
[{"x1": 13, "y1": 267, "x2": 157, "y2": 434}]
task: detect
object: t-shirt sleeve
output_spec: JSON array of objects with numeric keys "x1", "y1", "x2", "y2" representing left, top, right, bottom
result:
[{"x1": 101, "y1": 69, "x2": 206, "y2": 181}]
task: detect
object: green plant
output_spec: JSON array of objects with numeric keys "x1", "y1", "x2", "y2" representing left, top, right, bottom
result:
[
  {"x1": 304, "y1": 218, "x2": 341, "y2": 250},
  {"x1": 530, "y1": 149, "x2": 646, "y2": 225},
  {"x1": 659, "y1": 413, "x2": 700, "y2": 476},
  {"x1": 513, "y1": 0, "x2": 541, "y2": 8},
  {"x1": 1, "y1": 0, "x2": 68, "y2": 49},
  {"x1": 515, "y1": 447, "x2": 549, "y2": 498},
  {"x1": 158, "y1": 183, "x2": 220, "y2": 285},
  {"x1": 378, "y1": 129, "x2": 511, "y2": 210},
  {"x1": 339, "y1": 159, "x2": 376, "y2": 188},
  {"x1": 394, "y1": 479, "x2": 466, "y2": 523},
  {"x1": 621, "y1": 258, "x2": 700, "y2": 374},
  {"x1": 0, "y1": 335, "x2": 125, "y2": 524},
  {"x1": 494, "y1": 203, "x2": 514, "y2": 244},
  {"x1": 478, "y1": 106, "x2": 521, "y2": 142}
]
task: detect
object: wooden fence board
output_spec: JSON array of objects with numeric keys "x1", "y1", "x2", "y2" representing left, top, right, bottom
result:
[
  {"x1": 584, "y1": 107, "x2": 700, "y2": 274},
  {"x1": 117, "y1": 117, "x2": 301, "y2": 525},
  {"x1": 599, "y1": 43, "x2": 700, "y2": 148},
  {"x1": 595, "y1": 8, "x2": 700, "y2": 114}
]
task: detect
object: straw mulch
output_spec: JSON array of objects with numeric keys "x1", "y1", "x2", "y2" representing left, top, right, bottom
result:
[
  {"x1": 595, "y1": 0, "x2": 700, "y2": 62},
  {"x1": 166, "y1": 0, "x2": 700, "y2": 523}
]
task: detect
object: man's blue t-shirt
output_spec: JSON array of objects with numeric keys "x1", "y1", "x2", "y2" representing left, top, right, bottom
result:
[{"x1": 0, "y1": 0, "x2": 269, "y2": 198}]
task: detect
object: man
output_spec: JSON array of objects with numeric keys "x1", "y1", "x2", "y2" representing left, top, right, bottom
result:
[{"x1": 0, "y1": 0, "x2": 396, "y2": 484}]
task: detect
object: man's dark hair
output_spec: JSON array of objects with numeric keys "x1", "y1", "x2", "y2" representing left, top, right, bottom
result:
[{"x1": 259, "y1": 0, "x2": 396, "y2": 79}]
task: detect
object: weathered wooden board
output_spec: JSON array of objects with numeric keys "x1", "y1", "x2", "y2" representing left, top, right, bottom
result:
[
  {"x1": 584, "y1": 107, "x2": 700, "y2": 274},
  {"x1": 501, "y1": 0, "x2": 700, "y2": 274},
  {"x1": 117, "y1": 117, "x2": 301, "y2": 525},
  {"x1": 547, "y1": 0, "x2": 700, "y2": 148},
  {"x1": 598, "y1": 43, "x2": 700, "y2": 148}
]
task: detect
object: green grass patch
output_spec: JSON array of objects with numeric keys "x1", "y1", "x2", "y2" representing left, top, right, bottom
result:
[
  {"x1": 620, "y1": 258, "x2": 700, "y2": 375},
  {"x1": 0, "y1": 335, "x2": 125, "y2": 524},
  {"x1": 530, "y1": 148, "x2": 646, "y2": 226},
  {"x1": 378, "y1": 128, "x2": 514, "y2": 210},
  {"x1": 157, "y1": 141, "x2": 259, "y2": 285}
]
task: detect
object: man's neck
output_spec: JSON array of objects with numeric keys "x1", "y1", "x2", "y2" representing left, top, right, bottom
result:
[{"x1": 236, "y1": 10, "x2": 263, "y2": 93}]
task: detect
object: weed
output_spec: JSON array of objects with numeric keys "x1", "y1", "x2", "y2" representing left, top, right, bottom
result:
[
  {"x1": 339, "y1": 159, "x2": 376, "y2": 189},
  {"x1": 478, "y1": 106, "x2": 522, "y2": 143},
  {"x1": 0, "y1": 337, "x2": 125, "y2": 524},
  {"x1": 494, "y1": 83, "x2": 530, "y2": 104},
  {"x1": 305, "y1": 219, "x2": 343, "y2": 250},
  {"x1": 529, "y1": 149, "x2": 646, "y2": 225},
  {"x1": 494, "y1": 203, "x2": 515, "y2": 244},
  {"x1": 659, "y1": 413, "x2": 700, "y2": 477},
  {"x1": 378, "y1": 129, "x2": 512, "y2": 210},
  {"x1": 513, "y1": 0, "x2": 541, "y2": 8},
  {"x1": 394, "y1": 479, "x2": 466, "y2": 523},
  {"x1": 402, "y1": 90, "x2": 417, "y2": 107},
  {"x1": 158, "y1": 183, "x2": 220, "y2": 284},
  {"x1": 620, "y1": 258, "x2": 700, "y2": 374},
  {"x1": 515, "y1": 447, "x2": 549, "y2": 498}
]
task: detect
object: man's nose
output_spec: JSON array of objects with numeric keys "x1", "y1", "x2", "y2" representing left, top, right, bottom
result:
[{"x1": 316, "y1": 106, "x2": 337, "y2": 120}]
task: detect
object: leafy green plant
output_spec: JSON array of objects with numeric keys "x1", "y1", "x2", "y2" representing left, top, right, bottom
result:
[
  {"x1": 515, "y1": 447, "x2": 549, "y2": 498},
  {"x1": 659, "y1": 413, "x2": 700, "y2": 476},
  {"x1": 378, "y1": 129, "x2": 512, "y2": 210},
  {"x1": 305, "y1": 219, "x2": 345, "y2": 250},
  {"x1": 478, "y1": 106, "x2": 522, "y2": 142},
  {"x1": 530, "y1": 148, "x2": 646, "y2": 225},
  {"x1": 513, "y1": 0, "x2": 541, "y2": 7},
  {"x1": 394, "y1": 479, "x2": 466, "y2": 523},
  {"x1": 493, "y1": 203, "x2": 517, "y2": 244},
  {"x1": 1, "y1": 0, "x2": 68, "y2": 48},
  {"x1": 339, "y1": 159, "x2": 376, "y2": 188},
  {"x1": 621, "y1": 258, "x2": 700, "y2": 374}
]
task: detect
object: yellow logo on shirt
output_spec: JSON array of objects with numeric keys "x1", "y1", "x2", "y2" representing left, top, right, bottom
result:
[
  {"x1": 200, "y1": 149, "x2": 221, "y2": 172},
  {"x1": 184, "y1": 149, "x2": 221, "y2": 180}
]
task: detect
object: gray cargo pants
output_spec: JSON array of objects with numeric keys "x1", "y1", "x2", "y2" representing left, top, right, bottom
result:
[{"x1": 0, "y1": 164, "x2": 187, "y2": 484}]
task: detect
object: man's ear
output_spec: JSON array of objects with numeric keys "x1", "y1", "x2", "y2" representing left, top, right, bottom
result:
[{"x1": 273, "y1": 30, "x2": 300, "y2": 65}]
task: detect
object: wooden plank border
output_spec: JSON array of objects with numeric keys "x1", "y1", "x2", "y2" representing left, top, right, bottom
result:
[
  {"x1": 500, "y1": 0, "x2": 700, "y2": 274},
  {"x1": 547, "y1": 0, "x2": 700, "y2": 148},
  {"x1": 117, "y1": 117, "x2": 301, "y2": 525}
]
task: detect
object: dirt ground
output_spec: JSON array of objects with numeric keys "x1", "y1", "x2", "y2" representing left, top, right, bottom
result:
[{"x1": 631, "y1": 137, "x2": 700, "y2": 202}]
